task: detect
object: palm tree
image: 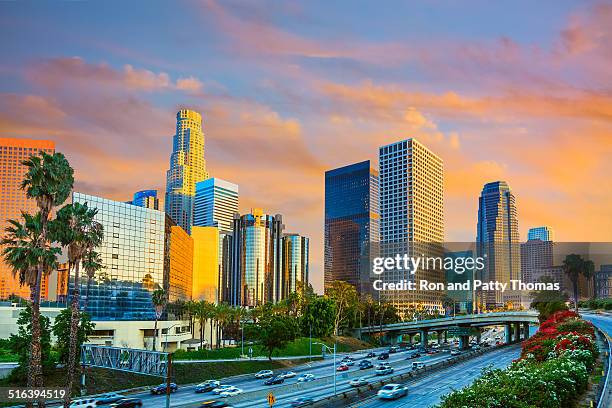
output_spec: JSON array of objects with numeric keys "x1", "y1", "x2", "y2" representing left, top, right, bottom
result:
[
  {"x1": 1, "y1": 213, "x2": 61, "y2": 389},
  {"x1": 193, "y1": 301, "x2": 209, "y2": 350},
  {"x1": 53, "y1": 202, "x2": 103, "y2": 404},
  {"x1": 82, "y1": 250, "x2": 102, "y2": 309},
  {"x1": 563, "y1": 254, "x2": 594, "y2": 310},
  {"x1": 151, "y1": 288, "x2": 167, "y2": 351}
]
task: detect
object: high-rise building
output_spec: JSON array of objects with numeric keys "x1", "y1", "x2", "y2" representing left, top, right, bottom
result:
[
  {"x1": 230, "y1": 209, "x2": 284, "y2": 307},
  {"x1": 521, "y1": 238, "x2": 554, "y2": 283},
  {"x1": 282, "y1": 233, "x2": 309, "y2": 298},
  {"x1": 527, "y1": 226, "x2": 554, "y2": 242},
  {"x1": 191, "y1": 226, "x2": 220, "y2": 303},
  {"x1": 165, "y1": 109, "x2": 208, "y2": 234},
  {"x1": 324, "y1": 161, "x2": 379, "y2": 295},
  {"x1": 218, "y1": 230, "x2": 233, "y2": 304},
  {"x1": 596, "y1": 265, "x2": 612, "y2": 299},
  {"x1": 166, "y1": 221, "x2": 193, "y2": 302},
  {"x1": 193, "y1": 178, "x2": 239, "y2": 231},
  {"x1": 131, "y1": 190, "x2": 159, "y2": 210},
  {"x1": 444, "y1": 250, "x2": 474, "y2": 314},
  {"x1": 71, "y1": 192, "x2": 191, "y2": 320},
  {"x1": 0, "y1": 138, "x2": 55, "y2": 301},
  {"x1": 379, "y1": 139, "x2": 444, "y2": 315},
  {"x1": 476, "y1": 181, "x2": 520, "y2": 308}
]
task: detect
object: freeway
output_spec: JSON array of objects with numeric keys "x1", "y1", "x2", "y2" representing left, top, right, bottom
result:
[
  {"x1": 346, "y1": 344, "x2": 522, "y2": 408},
  {"x1": 582, "y1": 312, "x2": 612, "y2": 408}
]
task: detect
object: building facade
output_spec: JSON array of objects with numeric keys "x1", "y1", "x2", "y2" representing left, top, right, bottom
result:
[
  {"x1": 193, "y1": 178, "x2": 239, "y2": 231},
  {"x1": 476, "y1": 181, "x2": 520, "y2": 308},
  {"x1": 0, "y1": 138, "x2": 55, "y2": 300},
  {"x1": 131, "y1": 190, "x2": 159, "y2": 210},
  {"x1": 191, "y1": 226, "x2": 220, "y2": 303},
  {"x1": 231, "y1": 209, "x2": 284, "y2": 307},
  {"x1": 378, "y1": 139, "x2": 444, "y2": 315},
  {"x1": 527, "y1": 226, "x2": 554, "y2": 242},
  {"x1": 521, "y1": 239, "x2": 554, "y2": 283},
  {"x1": 167, "y1": 223, "x2": 193, "y2": 302},
  {"x1": 324, "y1": 161, "x2": 379, "y2": 295},
  {"x1": 282, "y1": 233, "x2": 309, "y2": 298},
  {"x1": 596, "y1": 265, "x2": 612, "y2": 299},
  {"x1": 165, "y1": 109, "x2": 208, "y2": 234}
]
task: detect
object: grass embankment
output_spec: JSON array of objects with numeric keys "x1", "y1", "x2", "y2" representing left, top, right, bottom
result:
[{"x1": 174, "y1": 336, "x2": 370, "y2": 360}]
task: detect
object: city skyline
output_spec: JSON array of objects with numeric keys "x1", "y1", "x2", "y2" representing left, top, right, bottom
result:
[{"x1": 1, "y1": 1, "x2": 612, "y2": 293}]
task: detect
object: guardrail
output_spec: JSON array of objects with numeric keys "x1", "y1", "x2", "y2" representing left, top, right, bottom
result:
[{"x1": 596, "y1": 329, "x2": 612, "y2": 408}]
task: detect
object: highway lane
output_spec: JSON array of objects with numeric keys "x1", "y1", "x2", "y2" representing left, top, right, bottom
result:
[
  {"x1": 346, "y1": 344, "x2": 522, "y2": 408},
  {"x1": 582, "y1": 312, "x2": 612, "y2": 408}
]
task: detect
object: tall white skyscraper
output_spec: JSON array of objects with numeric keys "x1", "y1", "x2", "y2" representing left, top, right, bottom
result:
[
  {"x1": 379, "y1": 138, "x2": 444, "y2": 315},
  {"x1": 193, "y1": 178, "x2": 239, "y2": 231}
]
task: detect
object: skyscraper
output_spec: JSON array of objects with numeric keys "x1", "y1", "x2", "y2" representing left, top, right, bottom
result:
[
  {"x1": 324, "y1": 161, "x2": 379, "y2": 295},
  {"x1": 476, "y1": 181, "x2": 520, "y2": 308},
  {"x1": 527, "y1": 226, "x2": 554, "y2": 242},
  {"x1": 131, "y1": 190, "x2": 159, "y2": 210},
  {"x1": 230, "y1": 209, "x2": 284, "y2": 307},
  {"x1": 0, "y1": 138, "x2": 55, "y2": 300},
  {"x1": 282, "y1": 233, "x2": 309, "y2": 298},
  {"x1": 379, "y1": 139, "x2": 444, "y2": 315},
  {"x1": 165, "y1": 109, "x2": 208, "y2": 234},
  {"x1": 193, "y1": 178, "x2": 239, "y2": 231},
  {"x1": 191, "y1": 226, "x2": 219, "y2": 303}
]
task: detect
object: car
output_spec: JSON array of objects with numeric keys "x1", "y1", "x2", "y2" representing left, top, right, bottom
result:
[
  {"x1": 375, "y1": 365, "x2": 394, "y2": 375},
  {"x1": 281, "y1": 371, "x2": 297, "y2": 379},
  {"x1": 254, "y1": 369, "x2": 274, "y2": 379},
  {"x1": 96, "y1": 393, "x2": 125, "y2": 404},
  {"x1": 264, "y1": 375, "x2": 285, "y2": 385},
  {"x1": 211, "y1": 385, "x2": 235, "y2": 395},
  {"x1": 412, "y1": 361, "x2": 425, "y2": 370},
  {"x1": 69, "y1": 398, "x2": 97, "y2": 408},
  {"x1": 196, "y1": 380, "x2": 221, "y2": 393},
  {"x1": 482, "y1": 342, "x2": 491, "y2": 347},
  {"x1": 111, "y1": 399, "x2": 142, "y2": 408},
  {"x1": 427, "y1": 350, "x2": 436, "y2": 355},
  {"x1": 450, "y1": 350, "x2": 461, "y2": 356},
  {"x1": 377, "y1": 383, "x2": 408, "y2": 400},
  {"x1": 150, "y1": 383, "x2": 177, "y2": 395},
  {"x1": 496, "y1": 340, "x2": 502, "y2": 345},
  {"x1": 377, "y1": 352, "x2": 389, "y2": 360},
  {"x1": 336, "y1": 364, "x2": 349, "y2": 372},
  {"x1": 200, "y1": 401, "x2": 234, "y2": 408},
  {"x1": 290, "y1": 397, "x2": 315, "y2": 407},
  {"x1": 219, "y1": 388, "x2": 243, "y2": 398},
  {"x1": 342, "y1": 359, "x2": 355, "y2": 366},
  {"x1": 472, "y1": 345, "x2": 481, "y2": 351},
  {"x1": 388, "y1": 346, "x2": 398, "y2": 353},
  {"x1": 358, "y1": 360, "x2": 373, "y2": 370},
  {"x1": 366, "y1": 351, "x2": 376, "y2": 358},
  {"x1": 349, "y1": 377, "x2": 369, "y2": 387},
  {"x1": 297, "y1": 373, "x2": 316, "y2": 382}
]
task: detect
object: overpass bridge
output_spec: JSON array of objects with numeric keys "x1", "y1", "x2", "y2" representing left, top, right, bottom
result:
[{"x1": 354, "y1": 311, "x2": 540, "y2": 349}]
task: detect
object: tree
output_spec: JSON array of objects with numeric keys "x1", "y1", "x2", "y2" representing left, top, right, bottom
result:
[
  {"x1": 151, "y1": 288, "x2": 167, "y2": 351},
  {"x1": 530, "y1": 276, "x2": 569, "y2": 321},
  {"x1": 8, "y1": 304, "x2": 55, "y2": 383},
  {"x1": 1, "y1": 212, "x2": 60, "y2": 390},
  {"x1": 255, "y1": 314, "x2": 299, "y2": 359},
  {"x1": 300, "y1": 296, "x2": 336, "y2": 338},
  {"x1": 82, "y1": 250, "x2": 102, "y2": 309},
  {"x1": 442, "y1": 295, "x2": 455, "y2": 317},
  {"x1": 52, "y1": 309, "x2": 95, "y2": 364},
  {"x1": 563, "y1": 254, "x2": 594, "y2": 310},
  {"x1": 326, "y1": 281, "x2": 358, "y2": 335}
]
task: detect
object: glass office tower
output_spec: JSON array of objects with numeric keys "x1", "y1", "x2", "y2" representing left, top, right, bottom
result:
[
  {"x1": 165, "y1": 109, "x2": 209, "y2": 234},
  {"x1": 527, "y1": 226, "x2": 554, "y2": 242},
  {"x1": 282, "y1": 233, "x2": 309, "y2": 298},
  {"x1": 132, "y1": 190, "x2": 159, "y2": 210},
  {"x1": 193, "y1": 178, "x2": 239, "y2": 231},
  {"x1": 0, "y1": 138, "x2": 55, "y2": 300},
  {"x1": 324, "y1": 161, "x2": 379, "y2": 295}
]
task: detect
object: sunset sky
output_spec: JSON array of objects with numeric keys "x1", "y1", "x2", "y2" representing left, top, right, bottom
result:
[{"x1": 1, "y1": 1, "x2": 611, "y2": 292}]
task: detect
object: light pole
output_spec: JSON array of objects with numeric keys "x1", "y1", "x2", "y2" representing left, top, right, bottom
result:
[
  {"x1": 163, "y1": 323, "x2": 180, "y2": 352},
  {"x1": 309, "y1": 323, "x2": 312, "y2": 362},
  {"x1": 241, "y1": 323, "x2": 244, "y2": 357},
  {"x1": 314, "y1": 342, "x2": 336, "y2": 396}
]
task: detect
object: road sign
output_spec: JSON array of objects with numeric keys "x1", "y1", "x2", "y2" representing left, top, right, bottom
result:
[
  {"x1": 267, "y1": 392, "x2": 276, "y2": 407},
  {"x1": 448, "y1": 326, "x2": 471, "y2": 336}
]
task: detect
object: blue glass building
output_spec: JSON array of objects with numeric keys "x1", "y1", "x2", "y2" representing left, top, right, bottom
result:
[
  {"x1": 131, "y1": 189, "x2": 159, "y2": 210},
  {"x1": 324, "y1": 160, "x2": 379, "y2": 295},
  {"x1": 527, "y1": 226, "x2": 554, "y2": 241}
]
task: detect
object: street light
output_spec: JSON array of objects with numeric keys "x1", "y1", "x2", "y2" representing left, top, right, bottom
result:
[
  {"x1": 313, "y1": 341, "x2": 336, "y2": 396},
  {"x1": 163, "y1": 323, "x2": 181, "y2": 352}
]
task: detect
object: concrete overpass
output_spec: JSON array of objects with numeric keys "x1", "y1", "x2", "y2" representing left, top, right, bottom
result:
[{"x1": 354, "y1": 311, "x2": 540, "y2": 349}]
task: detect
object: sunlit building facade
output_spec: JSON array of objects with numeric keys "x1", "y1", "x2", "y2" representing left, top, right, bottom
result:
[
  {"x1": 191, "y1": 226, "x2": 219, "y2": 303},
  {"x1": 193, "y1": 178, "x2": 239, "y2": 231},
  {"x1": 165, "y1": 109, "x2": 209, "y2": 234},
  {"x1": 282, "y1": 233, "x2": 309, "y2": 297},
  {"x1": 324, "y1": 161, "x2": 379, "y2": 295},
  {"x1": 131, "y1": 190, "x2": 159, "y2": 210},
  {"x1": 167, "y1": 223, "x2": 193, "y2": 302},
  {"x1": 0, "y1": 138, "x2": 54, "y2": 301}
]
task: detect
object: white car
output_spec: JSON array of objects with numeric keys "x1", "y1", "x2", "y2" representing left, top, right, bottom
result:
[
  {"x1": 212, "y1": 385, "x2": 235, "y2": 395},
  {"x1": 281, "y1": 371, "x2": 297, "y2": 378},
  {"x1": 377, "y1": 384, "x2": 408, "y2": 400},
  {"x1": 255, "y1": 369, "x2": 274, "y2": 379},
  {"x1": 220, "y1": 387, "x2": 243, "y2": 398},
  {"x1": 297, "y1": 373, "x2": 315, "y2": 382},
  {"x1": 450, "y1": 350, "x2": 461, "y2": 356},
  {"x1": 69, "y1": 399, "x2": 97, "y2": 408},
  {"x1": 349, "y1": 377, "x2": 368, "y2": 387}
]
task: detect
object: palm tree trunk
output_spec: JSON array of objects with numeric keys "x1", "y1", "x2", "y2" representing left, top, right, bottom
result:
[
  {"x1": 573, "y1": 278, "x2": 579, "y2": 311},
  {"x1": 153, "y1": 317, "x2": 159, "y2": 351},
  {"x1": 64, "y1": 262, "x2": 81, "y2": 407},
  {"x1": 29, "y1": 279, "x2": 45, "y2": 408},
  {"x1": 209, "y1": 319, "x2": 213, "y2": 350},
  {"x1": 199, "y1": 319, "x2": 204, "y2": 350}
]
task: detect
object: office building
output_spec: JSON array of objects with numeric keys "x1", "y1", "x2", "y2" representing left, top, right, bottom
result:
[
  {"x1": 131, "y1": 190, "x2": 159, "y2": 210},
  {"x1": 527, "y1": 226, "x2": 554, "y2": 242},
  {"x1": 596, "y1": 265, "x2": 612, "y2": 299},
  {"x1": 166, "y1": 220, "x2": 193, "y2": 302},
  {"x1": 521, "y1": 239, "x2": 554, "y2": 283},
  {"x1": 282, "y1": 233, "x2": 309, "y2": 298},
  {"x1": 444, "y1": 250, "x2": 474, "y2": 314},
  {"x1": 378, "y1": 139, "x2": 444, "y2": 315},
  {"x1": 193, "y1": 178, "x2": 239, "y2": 231},
  {"x1": 324, "y1": 161, "x2": 379, "y2": 295},
  {"x1": 532, "y1": 265, "x2": 592, "y2": 301},
  {"x1": 71, "y1": 192, "x2": 191, "y2": 320},
  {"x1": 165, "y1": 109, "x2": 209, "y2": 234},
  {"x1": 476, "y1": 181, "x2": 520, "y2": 308},
  {"x1": 191, "y1": 226, "x2": 219, "y2": 303},
  {"x1": 218, "y1": 230, "x2": 233, "y2": 304},
  {"x1": 231, "y1": 209, "x2": 284, "y2": 307},
  {"x1": 0, "y1": 138, "x2": 55, "y2": 301}
]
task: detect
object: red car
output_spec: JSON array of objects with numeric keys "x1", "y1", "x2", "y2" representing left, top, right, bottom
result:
[{"x1": 336, "y1": 364, "x2": 349, "y2": 372}]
